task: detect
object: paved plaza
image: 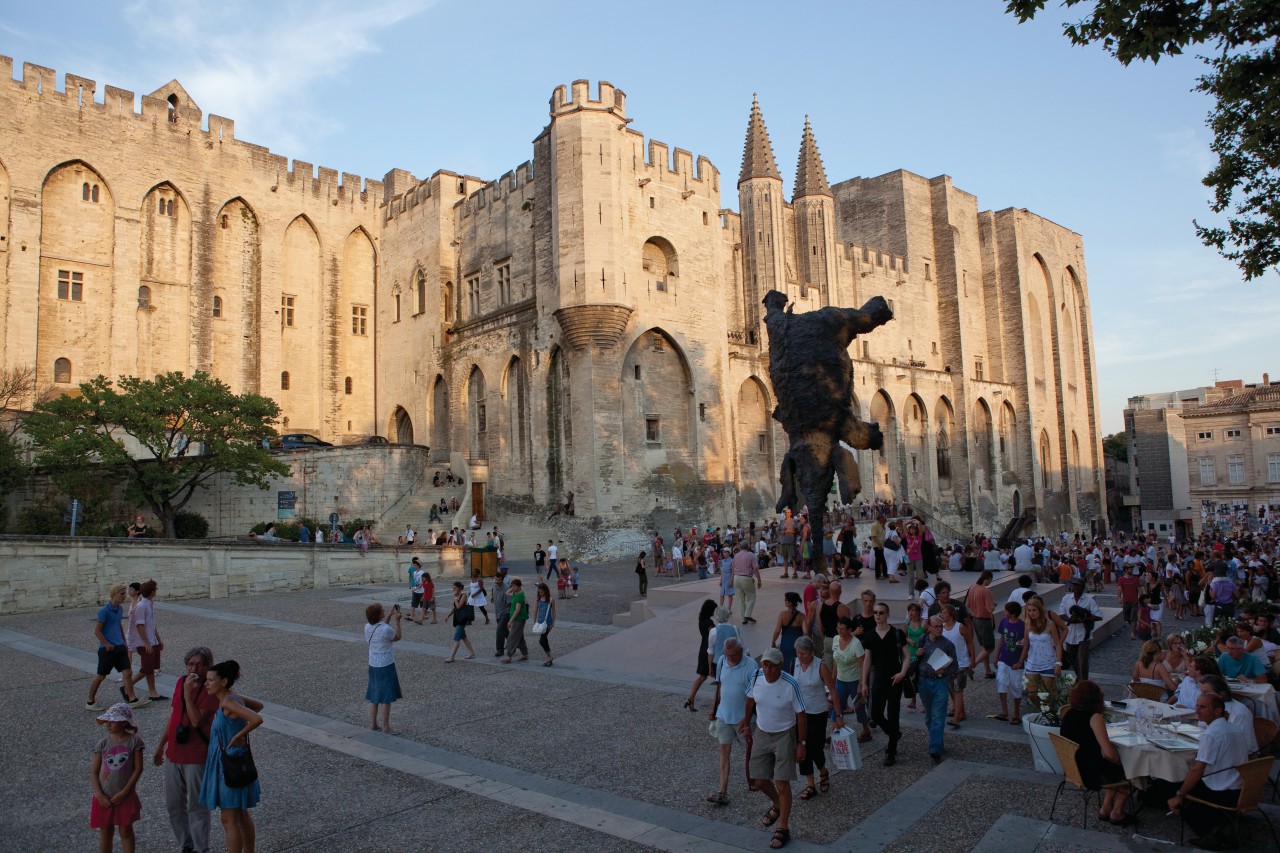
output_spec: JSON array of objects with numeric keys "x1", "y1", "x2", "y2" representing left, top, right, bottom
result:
[{"x1": 2, "y1": 557, "x2": 1277, "y2": 852}]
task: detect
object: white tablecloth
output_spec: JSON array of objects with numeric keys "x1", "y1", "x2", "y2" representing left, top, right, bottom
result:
[
  {"x1": 1228, "y1": 681, "x2": 1279, "y2": 724},
  {"x1": 1107, "y1": 725, "x2": 1198, "y2": 782}
]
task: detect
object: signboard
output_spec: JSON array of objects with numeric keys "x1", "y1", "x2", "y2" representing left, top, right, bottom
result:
[
  {"x1": 328, "y1": 512, "x2": 340, "y2": 531},
  {"x1": 277, "y1": 490, "x2": 297, "y2": 520}
]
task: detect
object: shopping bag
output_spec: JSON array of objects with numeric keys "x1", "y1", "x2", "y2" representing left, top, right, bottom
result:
[{"x1": 828, "y1": 726, "x2": 862, "y2": 771}]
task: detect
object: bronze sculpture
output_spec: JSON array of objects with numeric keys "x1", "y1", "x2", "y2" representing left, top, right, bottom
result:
[{"x1": 763, "y1": 289, "x2": 894, "y2": 570}]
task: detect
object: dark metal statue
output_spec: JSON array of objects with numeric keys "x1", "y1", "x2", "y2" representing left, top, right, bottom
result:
[{"x1": 763, "y1": 289, "x2": 893, "y2": 570}]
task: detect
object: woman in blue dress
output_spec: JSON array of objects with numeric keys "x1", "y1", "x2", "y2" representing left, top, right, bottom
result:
[{"x1": 201, "y1": 660, "x2": 263, "y2": 853}]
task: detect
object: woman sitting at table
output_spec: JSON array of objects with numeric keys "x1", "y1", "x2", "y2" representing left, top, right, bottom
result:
[
  {"x1": 1234, "y1": 621, "x2": 1271, "y2": 671},
  {"x1": 1131, "y1": 640, "x2": 1174, "y2": 697},
  {"x1": 1060, "y1": 679, "x2": 1132, "y2": 824},
  {"x1": 1158, "y1": 634, "x2": 1190, "y2": 685},
  {"x1": 1171, "y1": 656, "x2": 1221, "y2": 708}
]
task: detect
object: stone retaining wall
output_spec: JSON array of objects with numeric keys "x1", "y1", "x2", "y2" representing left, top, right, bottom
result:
[{"x1": 0, "y1": 537, "x2": 469, "y2": 614}]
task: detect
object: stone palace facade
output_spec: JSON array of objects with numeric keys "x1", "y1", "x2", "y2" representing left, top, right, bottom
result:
[{"x1": 0, "y1": 59, "x2": 1105, "y2": 535}]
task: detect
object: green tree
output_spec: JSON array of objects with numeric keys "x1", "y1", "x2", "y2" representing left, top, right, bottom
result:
[
  {"x1": 1102, "y1": 430, "x2": 1130, "y2": 462},
  {"x1": 1005, "y1": 0, "x2": 1280, "y2": 280},
  {"x1": 24, "y1": 371, "x2": 289, "y2": 538},
  {"x1": 0, "y1": 366, "x2": 44, "y2": 505}
]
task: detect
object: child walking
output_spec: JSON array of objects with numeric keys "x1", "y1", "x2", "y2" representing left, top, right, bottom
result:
[
  {"x1": 991, "y1": 601, "x2": 1026, "y2": 725},
  {"x1": 91, "y1": 703, "x2": 144, "y2": 853}
]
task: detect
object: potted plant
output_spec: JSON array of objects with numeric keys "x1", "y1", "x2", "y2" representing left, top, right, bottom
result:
[{"x1": 1022, "y1": 672, "x2": 1076, "y2": 774}]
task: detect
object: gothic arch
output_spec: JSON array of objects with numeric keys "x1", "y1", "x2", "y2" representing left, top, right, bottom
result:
[
  {"x1": 870, "y1": 390, "x2": 897, "y2": 498},
  {"x1": 502, "y1": 356, "x2": 530, "y2": 490},
  {"x1": 1039, "y1": 428, "x2": 1053, "y2": 491},
  {"x1": 903, "y1": 393, "x2": 928, "y2": 496},
  {"x1": 280, "y1": 215, "x2": 322, "y2": 433},
  {"x1": 1000, "y1": 400, "x2": 1019, "y2": 482},
  {"x1": 210, "y1": 197, "x2": 261, "y2": 393},
  {"x1": 737, "y1": 376, "x2": 774, "y2": 517},
  {"x1": 431, "y1": 374, "x2": 450, "y2": 459},
  {"x1": 340, "y1": 228, "x2": 376, "y2": 437},
  {"x1": 973, "y1": 398, "x2": 995, "y2": 490},
  {"x1": 547, "y1": 347, "x2": 572, "y2": 498},
  {"x1": 391, "y1": 406, "x2": 414, "y2": 445},
  {"x1": 622, "y1": 328, "x2": 695, "y2": 494},
  {"x1": 1067, "y1": 265, "x2": 1101, "y2": 478},
  {"x1": 935, "y1": 396, "x2": 955, "y2": 489},
  {"x1": 642, "y1": 236, "x2": 679, "y2": 281},
  {"x1": 466, "y1": 365, "x2": 488, "y2": 459}
]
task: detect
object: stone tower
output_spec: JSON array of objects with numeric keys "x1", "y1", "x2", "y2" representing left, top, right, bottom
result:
[
  {"x1": 792, "y1": 117, "x2": 836, "y2": 305},
  {"x1": 738, "y1": 95, "x2": 785, "y2": 334}
]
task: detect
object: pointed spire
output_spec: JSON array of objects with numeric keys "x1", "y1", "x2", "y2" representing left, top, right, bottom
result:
[
  {"x1": 793, "y1": 116, "x2": 832, "y2": 199},
  {"x1": 739, "y1": 94, "x2": 782, "y2": 186}
]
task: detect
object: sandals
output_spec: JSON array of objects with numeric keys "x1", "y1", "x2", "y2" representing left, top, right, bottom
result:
[
  {"x1": 987, "y1": 714, "x2": 1009, "y2": 721},
  {"x1": 1009, "y1": 716, "x2": 1022, "y2": 725},
  {"x1": 684, "y1": 699, "x2": 697, "y2": 712},
  {"x1": 799, "y1": 786, "x2": 817, "y2": 801},
  {"x1": 705, "y1": 792, "x2": 729, "y2": 805},
  {"x1": 770, "y1": 828, "x2": 791, "y2": 849},
  {"x1": 761, "y1": 806, "x2": 780, "y2": 827},
  {"x1": 819, "y1": 769, "x2": 830, "y2": 793}
]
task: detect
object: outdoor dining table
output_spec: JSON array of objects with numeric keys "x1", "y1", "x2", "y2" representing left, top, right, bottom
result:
[
  {"x1": 1226, "y1": 679, "x2": 1279, "y2": 724},
  {"x1": 1103, "y1": 700, "x2": 1199, "y2": 783}
]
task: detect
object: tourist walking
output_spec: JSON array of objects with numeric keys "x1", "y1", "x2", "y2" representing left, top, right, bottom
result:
[
  {"x1": 707, "y1": 607, "x2": 742, "y2": 674},
  {"x1": 501, "y1": 578, "x2": 529, "y2": 663},
  {"x1": 939, "y1": 605, "x2": 973, "y2": 727},
  {"x1": 468, "y1": 575, "x2": 490, "y2": 624},
  {"x1": 964, "y1": 570, "x2": 997, "y2": 679},
  {"x1": 1019, "y1": 596, "x2": 1063, "y2": 710},
  {"x1": 200, "y1": 661, "x2": 263, "y2": 853},
  {"x1": 792, "y1": 637, "x2": 841, "y2": 798},
  {"x1": 861, "y1": 602, "x2": 910, "y2": 765},
  {"x1": 686, "y1": 600, "x2": 718, "y2": 712},
  {"x1": 831, "y1": 617, "x2": 871, "y2": 744},
  {"x1": 444, "y1": 582, "x2": 476, "y2": 662},
  {"x1": 731, "y1": 542, "x2": 763, "y2": 625},
  {"x1": 533, "y1": 582, "x2": 556, "y2": 666},
  {"x1": 153, "y1": 646, "x2": 219, "y2": 853},
  {"x1": 770, "y1": 591, "x2": 806, "y2": 673},
  {"x1": 719, "y1": 552, "x2": 736, "y2": 612},
  {"x1": 992, "y1": 601, "x2": 1026, "y2": 724},
  {"x1": 492, "y1": 567, "x2": 511, "y2": 657},
  {"x1": 882, "y1": 522, "x2": 903, "y2": 582},
  {"x1": 1053, "y1": 579, "x2": 1101, "y2": 680},
  {"x1": 705, "y1": 637, "x2": 758, "y2": 807},
  {"x1": 90, "y1": 703, "x2": 145, "y2": 853},
  {"x1": 364, "y1": 602, "x2": 403, "y2": 733},
  {"x1": 869, "y1": 515, "x2": 887, "y2": 579},
  {"x1": 915, "y1": 616, "x2": 958, "y2": 763},
  {"x1": 636, "y1": 551, "x2": 648, "y2": 597},
  {"x1": 87, "y1": 584, "x2": 145, "y2": 711},
  {"x1": 127, "y1": 580, "x2": 165, "y2": 702},
  {"x1": 739, "y1": 647, "x2": 806, "y2": 850}
]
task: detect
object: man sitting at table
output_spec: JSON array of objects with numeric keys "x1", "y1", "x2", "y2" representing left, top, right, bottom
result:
[
  {"x1": 1216, "y1": 636, "x2": 1267, "y2": 684},
  {"x1": 1198, "y1": 675, "x2": 1258, "y2": 755},
  {"x1": 1168, "y1": 693, "x2": 1250, "y2": 850}
]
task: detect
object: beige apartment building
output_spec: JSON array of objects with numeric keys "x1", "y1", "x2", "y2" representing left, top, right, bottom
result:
[
  {"x1": 1181, "y1": 381, "x2": 1280, "y2": 533},
  {"x1": 0, "y1": 60, "x2": 1105, "y2": 534}
]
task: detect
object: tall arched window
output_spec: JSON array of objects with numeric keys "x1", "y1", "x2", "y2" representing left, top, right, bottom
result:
[
  {"x1": 443, "y1": 282, "x2": 454, "y2": 324},
  {"x1": 137, "y1": 285, "x2": 151, "y2": 308},
  {"x1": 281, "y1": 371, "x2": 291, "y2": 391},
  {"x1": 212, "y1": 295, "x2": 223, "y2": 318},
  {"x1": 54, "y1": 358, "x2": 71, "y2": 384},
  {"x1": 344, "y1": 376, "x2": 353, "y2": 395},
  {"x1": 416, "y1": 269, "x2": 426, "y2": 315}
]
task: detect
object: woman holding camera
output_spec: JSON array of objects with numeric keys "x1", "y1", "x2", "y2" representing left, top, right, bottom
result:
[
  {"x1": 364, "y1": 602, "x2": 403, "y2": 733},
  {"x1": 153, "y1": 646, "x2": 220, "y2": 853}
]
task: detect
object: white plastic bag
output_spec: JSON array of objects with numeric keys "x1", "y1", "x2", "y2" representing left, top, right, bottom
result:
[{"x1": 828, "y1": 726, "x2": 862, "y2": 771}]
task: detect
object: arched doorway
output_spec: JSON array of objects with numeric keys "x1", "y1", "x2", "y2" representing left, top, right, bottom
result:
[
  {"x1": 870, "y1": 391, "x2": 897, "y2": 499},
  {"x1": 431, "y1": 375, "x2": 450, "y2": 460},
  {"x1": 393, "y1": 406, "x2": 414, "y2": 444}
]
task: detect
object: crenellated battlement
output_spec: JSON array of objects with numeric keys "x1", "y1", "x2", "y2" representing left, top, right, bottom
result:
[
  {"x1": 842, "y1": 243, "x2": 908, "y2": 277},
  {"x1": 549, "y1": 79, "x2": 626, "y2": 118},
  {"x1": 459, "y1": 160, "x2": 535, "y2": 219},
  {"x1": 0, "y1": 55, "x2": 383, "y2": 203},
  {"x1": 621, "y1": 128, "x2": 721, "y2": 198}
]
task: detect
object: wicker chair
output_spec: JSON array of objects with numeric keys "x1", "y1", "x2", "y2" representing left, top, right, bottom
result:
[
  {"x1": 1126, "y1": 682, "x2": 1166, "y2": 701},
  {"x1": 1179, "y1": 756, "x2": 1279, "y2": 848},
  {"x1": 1048, "y1": 732, "x2": 1130, "y2": 829}
]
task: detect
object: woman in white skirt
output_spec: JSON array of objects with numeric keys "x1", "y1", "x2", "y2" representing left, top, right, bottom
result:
[
  {"x1": 364, "y1": 602, "x2": 403, "y2": 733},
  {"x1": 882, "y1": 522, "x2": 904, "y2": 582},
  {"x1": 468, "y1": 575, "x2": 490, "y2": 624}
]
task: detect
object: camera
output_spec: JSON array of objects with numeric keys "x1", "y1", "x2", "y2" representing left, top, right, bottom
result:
[{"x1": 175, "y1": 725, "x2": 192, "y2": 745}]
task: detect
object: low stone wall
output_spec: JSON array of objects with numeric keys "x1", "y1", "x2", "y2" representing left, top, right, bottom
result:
[{"x1": 0, "y1": 537, "x2": 469, "y2": 615}]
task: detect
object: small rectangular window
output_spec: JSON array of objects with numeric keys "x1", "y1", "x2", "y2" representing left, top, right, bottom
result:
[
  {"x1": 466, "y1": 275, "x2": 481, "y2": 317},
  {"x1": 634, "y1": 365, "x2": 641, "y2": 380},
  {"x1": 281, "y1": 295, "x2": 296, "y2": 327},
  {"x1": 1225, "y1": 428, "x2": 1242, "y2": 439},
  {"x1": 352, "y1": 305, "x2": 368, "y2": 336},
  {"x1": 974, "y1": 357, "x2": 984, "y2": 381},
  {"x1": 1197, "y1": 431, "x2": 1213, "y2": 441},
  {"x1": 57, "y1": 270, "x2": 84, "y2": 301},
  {"x1": 1267, "y1": 426, "x2": 1280, "y2": 436},
  {"x1": 645, "y1": 416, "x2": 660, "y2": 443},
  {"x1": 495, "y1": 262, "x2": 512, "y2": 306},
  {"x1": 652, "y1": 335, "x2": 664, "y2": 352},
  {"x1": 757, "y1": 433, "x2": 767, "y2": 453},
  {"x1": 1228, "y1": 455, "x2": 1245, "y2": 485}
]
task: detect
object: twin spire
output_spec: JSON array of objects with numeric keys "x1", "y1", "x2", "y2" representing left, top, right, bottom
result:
[{"x1": 738, "y1": 96, "x2": 831, "y2": 199}]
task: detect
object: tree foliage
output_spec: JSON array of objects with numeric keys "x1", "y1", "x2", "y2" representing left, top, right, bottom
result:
[
  {"x1": 1005, "y1": 0, "x2": 1280, "y2": 280},
  {"x1": 1102, "y1": 430, "x2": 1130, "y2": 462},
  {"x1": 23, "y1": 371, "x2": 289, "y2": 538}
]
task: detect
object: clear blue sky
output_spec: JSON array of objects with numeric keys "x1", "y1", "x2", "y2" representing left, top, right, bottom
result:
[{"x1": 4, "y1": 0, "x2": 1276, "y2": 432}]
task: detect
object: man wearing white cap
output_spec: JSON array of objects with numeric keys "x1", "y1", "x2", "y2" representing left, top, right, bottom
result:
[{"x1": 740, "y1": 647, "x2": 806, "y2": 849}]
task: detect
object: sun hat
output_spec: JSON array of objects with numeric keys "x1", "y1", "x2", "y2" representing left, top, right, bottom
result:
[
  {"x1": 760, "y1": 648, "x2": 784, "y2": 665},
  {"x1": 96, "y1": 702, "x2": 136, "y2": 727}
]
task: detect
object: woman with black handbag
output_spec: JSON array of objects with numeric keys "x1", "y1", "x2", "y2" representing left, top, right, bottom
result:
[
  {"x1": 199, "y1": 660, "x2": 262, "y2": 853},
  {"x1": 444, "y1": 581, "x2": 476, "y2": 662}
]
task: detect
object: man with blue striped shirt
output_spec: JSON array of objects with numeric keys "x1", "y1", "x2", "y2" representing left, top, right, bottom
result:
[{"x1": 739, "y1": 647, "x2": 806, "y2": 849}]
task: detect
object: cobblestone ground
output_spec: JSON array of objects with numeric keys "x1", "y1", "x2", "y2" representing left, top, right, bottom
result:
[{"x1": 0, "y1": 560, "x2": 1275, "y2": 852}]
